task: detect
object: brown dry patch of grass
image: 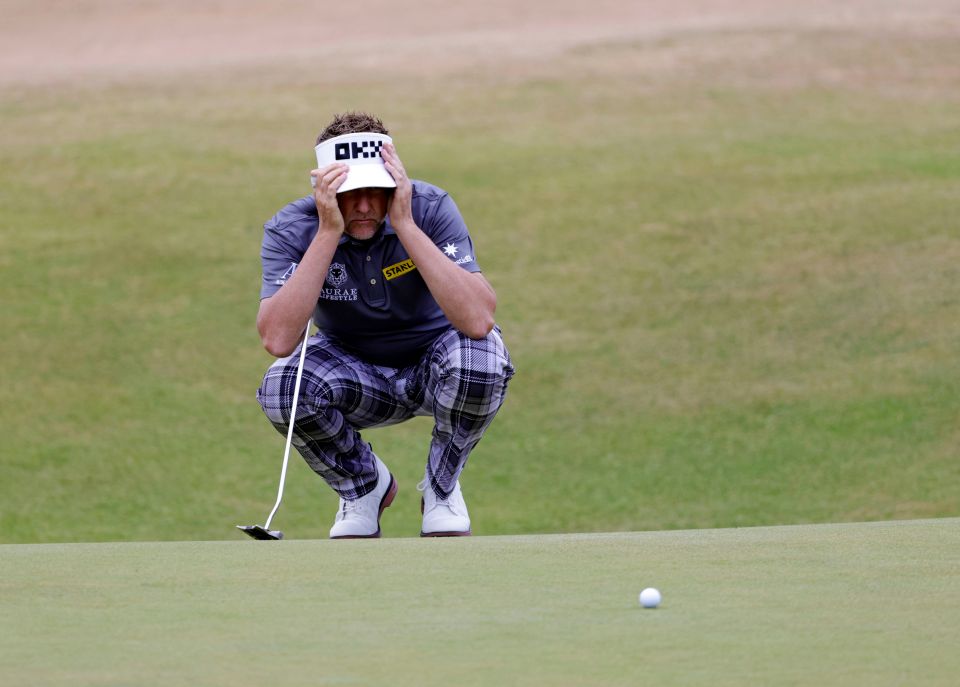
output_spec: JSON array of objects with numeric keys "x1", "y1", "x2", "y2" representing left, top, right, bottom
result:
[
  {"x1": 2, "y1": 0, "x2": 960, "y2": 92},
  {"x1": 565, "y1": 27, "x2": 960, "y2": 101}
]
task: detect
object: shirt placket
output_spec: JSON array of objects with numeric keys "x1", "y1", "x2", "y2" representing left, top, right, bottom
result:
[{"x1": 361, "y1": 241, "x2": 388, "y2": 309}]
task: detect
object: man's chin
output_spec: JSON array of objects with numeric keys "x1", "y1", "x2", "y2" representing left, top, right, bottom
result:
[{"x1": 346, "y1": 221, "x2": 379, "y2": 240}]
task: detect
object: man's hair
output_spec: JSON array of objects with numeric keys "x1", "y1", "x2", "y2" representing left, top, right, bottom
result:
[{"x1": 316, "y1": 112, "x2": 389, "y2": 144}]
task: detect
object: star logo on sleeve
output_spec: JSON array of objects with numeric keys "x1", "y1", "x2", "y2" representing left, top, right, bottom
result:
[{"x1": 443, "y1": 243, "x2": 459, "y2": 257}]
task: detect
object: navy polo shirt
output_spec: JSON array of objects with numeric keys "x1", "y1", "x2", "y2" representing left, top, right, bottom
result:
[{"x1": 260, "y1": 180, "x2": 483, "y2": 367}]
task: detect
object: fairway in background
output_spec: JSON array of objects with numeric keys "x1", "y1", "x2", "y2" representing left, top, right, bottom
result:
[{"x1": 1, "y1": 5, "x2": 959, "y2": 542}]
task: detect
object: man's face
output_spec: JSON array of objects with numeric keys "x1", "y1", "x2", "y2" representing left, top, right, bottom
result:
[{"x1": 338, "y1": 187, "x2": 389, "y2": 240}]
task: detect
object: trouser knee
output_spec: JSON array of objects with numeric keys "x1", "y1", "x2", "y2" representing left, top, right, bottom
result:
[
  {"x1": 257, "y1": 357, "x2": 303, "y2": 427},
  {"x1": 257, "y1": 347, "x2": 368, "y2": 430},
  {"x1": 431, "y1": 328, "x2": 515, "y2": 416}
]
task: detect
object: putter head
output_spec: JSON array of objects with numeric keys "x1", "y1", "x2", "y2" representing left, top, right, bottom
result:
[{"x1": 237, "y1": 524, "x2": 284, "y2": 540}]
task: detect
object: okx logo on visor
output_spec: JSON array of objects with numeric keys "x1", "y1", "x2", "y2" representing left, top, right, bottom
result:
[{"x1": 315, "y1": 133, "x2": 396, "y2": 194}]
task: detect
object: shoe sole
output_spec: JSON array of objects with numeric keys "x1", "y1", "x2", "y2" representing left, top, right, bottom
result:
[
  {"x1": 419, "y1": 497, "x2": 472, "y2": 537},
  {"x1": 420, "y1": 529, "x2": 472, "y2": 537},
  {"x1": 330, "y1": 474, "x2": 398, "y2": 539}
]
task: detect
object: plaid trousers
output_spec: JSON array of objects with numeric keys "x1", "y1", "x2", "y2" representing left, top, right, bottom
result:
[{"x1": 257, "y1": 326, "x2": 514, "y2": 499}]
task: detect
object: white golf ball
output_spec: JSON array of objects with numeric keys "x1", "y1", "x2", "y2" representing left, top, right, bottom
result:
[{"x1": 639, "y1": 587, "x2": 661, "y2": 608}]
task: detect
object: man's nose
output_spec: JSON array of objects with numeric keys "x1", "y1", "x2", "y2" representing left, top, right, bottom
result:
[{"x1": 356, "y1": 192, "x2": 372, "y2": 213}]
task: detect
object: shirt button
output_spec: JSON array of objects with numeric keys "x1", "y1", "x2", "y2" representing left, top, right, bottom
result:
[
  {"x1": 370, "y1": 278, "x2": 377, "y2": 285},
  {"x1": 366, "y1": 256, "x2": 372, "y2": 261}
]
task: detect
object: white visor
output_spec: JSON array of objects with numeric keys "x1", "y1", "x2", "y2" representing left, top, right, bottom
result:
[{"x1": 315, "y1": 132, "x2": 397, "y2": 194}]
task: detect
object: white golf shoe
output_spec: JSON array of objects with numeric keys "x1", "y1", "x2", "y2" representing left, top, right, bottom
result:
[
  {"x1": 329, "y1": 456, "x2": 398, "y2": 539},
  {"x1": 419, "y1": 477, "x2": 471, "y2": 537}
]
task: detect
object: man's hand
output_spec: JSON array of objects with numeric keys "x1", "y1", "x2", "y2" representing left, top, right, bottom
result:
[
  {"x1": 378, "y1": 142, "x2": 496, "y2": 339},
  {"x1": 381, "y1": 143, "x2": 414, "y2": 230},
  {"x1": 310, "y1": 163, "x2": 349, "y2": 235}
]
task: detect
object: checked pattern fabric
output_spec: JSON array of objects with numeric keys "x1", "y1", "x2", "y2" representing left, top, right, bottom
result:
[{"x1": 257, "y1": 327, "x2": 514, "y2": 499}]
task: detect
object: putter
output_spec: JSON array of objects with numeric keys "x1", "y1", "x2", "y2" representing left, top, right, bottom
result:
[{"x1": 237, "y1": 323, "x2": 312, "y2": 541}]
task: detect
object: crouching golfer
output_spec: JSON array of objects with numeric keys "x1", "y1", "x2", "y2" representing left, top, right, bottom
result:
[{"x1": 255, "y1": 112, "x2": 514, "y2": 538}]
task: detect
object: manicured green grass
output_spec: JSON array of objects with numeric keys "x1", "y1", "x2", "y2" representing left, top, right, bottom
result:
[
  {"x1": 1, "y1": 26, "x2": 958, "y2": 543},
  {"x1": 2, "y1": 519, "x2": 958, "y2": 686}
]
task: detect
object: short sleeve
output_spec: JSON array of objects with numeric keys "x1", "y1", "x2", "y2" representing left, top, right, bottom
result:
[
  {"x1": 260, "y1": 219, "x2": 304, "y2": 300},
  {"x1": 422, "y1": 193, "x2": 482, "y2": 273}
]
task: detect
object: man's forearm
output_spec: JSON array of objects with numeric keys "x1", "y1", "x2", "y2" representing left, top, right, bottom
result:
[
  {"x1": 257, "y1": 228, "x2": 341, "y2": 357},
  {"x1": 393, "y1": 220, "x2": 496, "y2": 339}
]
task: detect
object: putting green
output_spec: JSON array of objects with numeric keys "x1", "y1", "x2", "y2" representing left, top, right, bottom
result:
[{"x1": 2, "y1": 518, "x2": 958, "y2": 686}]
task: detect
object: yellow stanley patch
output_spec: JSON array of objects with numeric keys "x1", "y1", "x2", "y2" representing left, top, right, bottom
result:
[{"x1": 383, "y1": 258, "x2": 417, "y2": 281}]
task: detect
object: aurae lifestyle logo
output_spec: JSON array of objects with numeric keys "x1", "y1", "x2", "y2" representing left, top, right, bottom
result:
[
  {"x1": 335, "y1": 140, "x2": 384, "y2": 160},
  {"x1": 326, "y1": 262, "x2": 348, "y2": 287},
  {"x1": 321, "y1": 261, "x2": 357, "y2": 300}
]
